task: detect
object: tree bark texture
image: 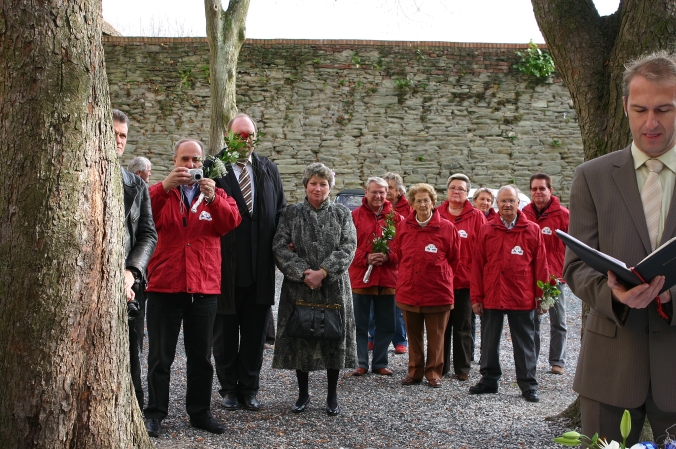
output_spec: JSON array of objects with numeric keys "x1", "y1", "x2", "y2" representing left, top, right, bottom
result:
[
  {"x1": 531, "y1": 0, "x2": 676, "y2": 161},
  {"x1": 0, "y1": 1, "x2": 152, "y2": 447},
  {"x1": 205, "y1": 0, "x2": 250, "y2": 155}
]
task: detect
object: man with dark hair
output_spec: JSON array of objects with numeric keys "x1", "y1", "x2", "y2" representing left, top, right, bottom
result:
[
  {"x1": 144, "y1": 139, "x2": 241, "y2": 437},
  {"x1": 212, "y1": 112, "x2": 286, "y2": 412},
  {"x1": 564, "y1": 51, "x2": 676, "y2": 445},
  {"x1": 522, "y1": 173, "x2": 569, "y2": 375},
  {"x1": 113, "y1": 108, "x2": 157, "y2": 413},
  {"x1": 470, "y1": 185, "x2": 548, "y2": 403}
]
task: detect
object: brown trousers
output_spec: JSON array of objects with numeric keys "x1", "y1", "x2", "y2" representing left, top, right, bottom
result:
[{"x1": 402, "y1": 309, "x2": 450, "y2": 381}]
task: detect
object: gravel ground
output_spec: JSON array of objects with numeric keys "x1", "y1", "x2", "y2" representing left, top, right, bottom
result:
[{"x1": 143, "y1": 272, "x2": 580, "y2": 448}]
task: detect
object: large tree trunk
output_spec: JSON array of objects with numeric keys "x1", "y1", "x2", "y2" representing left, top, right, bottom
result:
[
  {"x1": 205, "y1": 0, "x2": 251, "y2": 155},
  {"x1": 0, "y1": 1, "x2": 152, "y2": 447},
  {"x1": 531, "y1": 0, "x2": 676, "y2": 429}
]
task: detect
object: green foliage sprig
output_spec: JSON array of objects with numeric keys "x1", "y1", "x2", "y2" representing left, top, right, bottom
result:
[
  {"x1": 514, "y1": 41, "x2": 555, "y2": 79},
  {"x1": 202, "y1": 130, "x2": 262, "y2": 179},
  {"x1": 555, "y1": 410, "x2": 632, "y2": 448},
  {"x1": 371, "y1": 211, "x2": 397, "y2": 254}
]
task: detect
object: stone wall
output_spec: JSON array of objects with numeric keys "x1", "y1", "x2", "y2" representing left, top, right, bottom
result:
[{"x1": 104, "y1": 37, "x2": 583, "y2": 205}]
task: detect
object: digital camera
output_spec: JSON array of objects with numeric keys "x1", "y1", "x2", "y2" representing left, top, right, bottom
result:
[{"x1": 188, "y1": 168, "x2": 203, "y2": 182}]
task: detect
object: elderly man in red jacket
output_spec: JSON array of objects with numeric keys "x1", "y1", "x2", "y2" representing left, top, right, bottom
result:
[
  {"x1": 349, "y1": 177, "x2": 404, "y2": 376},
  {"x1": 143, "y1": 139, "x2": 241, "y2": 438},
  {"x1": 522, "y1": 173, "x2": 569, "y2": 375},
  {"x1": 470, "y1": 185, "x2": 548, "y2": 403}
]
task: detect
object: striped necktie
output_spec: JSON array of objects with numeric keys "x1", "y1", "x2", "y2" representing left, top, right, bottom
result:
[
  {"x1": 237, "y1": 161, "x2": 253, "y2": 215},
  {"x1": 641, "y1": 158, "x2": 664, "y2": 251}
]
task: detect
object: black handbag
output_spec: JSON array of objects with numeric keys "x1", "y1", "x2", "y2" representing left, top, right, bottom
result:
[{"x1": 286, "y1": 300, "x2": 344, "y2": 341}]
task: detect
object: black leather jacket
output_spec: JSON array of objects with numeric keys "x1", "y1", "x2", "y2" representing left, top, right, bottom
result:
[{"x1": 122, "y1": 168, "x2": 157, "y2": 283}]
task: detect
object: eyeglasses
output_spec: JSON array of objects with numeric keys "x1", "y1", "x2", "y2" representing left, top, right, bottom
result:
[
  {"x1": 415, "y1": 199, "x2": 432, "y2": 205},
  {"x1": 498, "y1": 199, "x2": 517, "y2": 205},
  {"x1": 530, "y1": 187, "x2": 549, "y2": 192},
  {"x1": 448, "y1": 187, "x2": 467, "y2": 193}
]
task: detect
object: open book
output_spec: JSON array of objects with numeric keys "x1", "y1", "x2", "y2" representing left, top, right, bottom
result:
[{"x1": 556, "y1": 230, "x2": 676, "y2": 294}]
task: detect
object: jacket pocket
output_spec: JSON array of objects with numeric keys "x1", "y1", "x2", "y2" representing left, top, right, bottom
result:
[{"x1": 585, "y1": 311, "x2": 617, "y2": 338}]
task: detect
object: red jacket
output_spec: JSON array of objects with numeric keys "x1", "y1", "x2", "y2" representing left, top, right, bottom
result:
[
  {"x1": 471, "y1": 211, "x2": 548, "y2": 311},
  {"x1": 390, "y1": 209, "x2": 461, "y2": 307},
  {"x1": 146, "y1": 183, "x2": 241, "y2": 295},
  {"x1": 393, "y1": 195, "x2": 414, "y2": 218},
  {"x1": 521, "y1": 196, "x2": 569, "y2": 279},
  {"x1": 438, "y1": 199, "x2": 486, "y2": 289},
  {"x1": 349, "y1": 197, "x2": 404, "y2": 289}
]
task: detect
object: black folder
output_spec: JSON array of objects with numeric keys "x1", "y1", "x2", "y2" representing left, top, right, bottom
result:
[{"x1": 556, "y1": 230, "x2": 676, "y2": 294}]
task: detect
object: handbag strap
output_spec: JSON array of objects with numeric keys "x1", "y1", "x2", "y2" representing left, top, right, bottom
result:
[{"x1": 295, "y1": 300, "x2": 342, "y2": 310}]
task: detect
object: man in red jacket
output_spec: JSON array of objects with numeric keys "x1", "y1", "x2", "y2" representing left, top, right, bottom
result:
[
  {"x1": 470, "y1": 185, "x2": 548, "y2": 403},
  {"x1": 522, "y1": 173, "x2": 569, "y2": 375},
  {"x1": 143, "y1": 139, "x2": 241, "y2": 438},
  {"x1": 349, "y1": 177, "x2": 403, "y2": 376}
]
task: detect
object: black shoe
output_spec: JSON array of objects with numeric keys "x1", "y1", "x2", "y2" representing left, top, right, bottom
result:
[
  {"x1": 522, "y1": 390, "x2": 540, "y2": 402},
  {"x1": 241, "y1": 393, "x2": 260, "y2": 411},
  {"x1": 222, "y1": 393, "x2": 239, "y2": 410},
  {"x1": 291, "y1": 395, "x2": 311, "y2": 413},
  {"x1": 469, "y1": 383, "x2": 498, "y2": 395},
  {"x1": 145, "y1": 418, "x2": 161, "y2": 437},
  {"x1": 190, "y1": 417, "x2": 226, "y2": 434},
  {"x1": 326, "y1": 401, "x2": 340, "y2": 416}
]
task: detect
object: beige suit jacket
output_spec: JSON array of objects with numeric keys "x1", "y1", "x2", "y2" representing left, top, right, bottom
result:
[{"x1": 564, "y1": 146, "x2": 676, "y2": 412}]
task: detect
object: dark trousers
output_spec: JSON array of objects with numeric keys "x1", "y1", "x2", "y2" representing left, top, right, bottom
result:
[
  {"x1": 581, "y1": 391, "x2": 676, "y2": 446},
  {"x1": 133, "y1": 289, "x2": 146, "y2": 352},
  {"x1": 213, "y1": 284, "x2": 270, "y2": 397},
  {"x1": 353, "y1": 293, "x2": 395, "y2": 370},
  {"x1": 266, "y1": 313, "x2": 276, "y2": 345},
  {"x1": 128, "y1": 317, "x2": 143, "y2": 411},
  {"x1": 369, "y1": 302, "x2": 407, "y2": 347},
  {"x1": 479, "y1": 309, "x2": 538, "y2": 393},
  {"x1": 442, "y1": 288, "x2": 473, "y2": 376},
  {"x1": 144, "y1": 293, "x2": 217, "y2": 421}
]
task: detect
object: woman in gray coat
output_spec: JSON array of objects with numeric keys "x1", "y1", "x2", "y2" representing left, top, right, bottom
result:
[{"x1": 272, "y1": 163, "x2": 357, "y2": 416}]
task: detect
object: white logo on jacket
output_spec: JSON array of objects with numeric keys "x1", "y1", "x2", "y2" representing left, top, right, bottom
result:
[
  {"x1": 425, "y1": 244, "x2": 438, "y2": 253},
  {"x1": 511, "y1": 246, "x2": 523, "y2": 255},
  {"x1": 458, "y1": 230, "x2": 468, "y2": 238},
  {"x1": 542, "y1": 227, "x2": 552, "y2": 235},
  {"x1": 199, "y1": 211, "x2": 213, "y2": 221}
]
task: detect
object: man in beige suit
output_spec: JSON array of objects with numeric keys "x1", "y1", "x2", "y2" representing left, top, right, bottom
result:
[{"x1": 564, "y1": 51, "x2": 676, "y2": 445}]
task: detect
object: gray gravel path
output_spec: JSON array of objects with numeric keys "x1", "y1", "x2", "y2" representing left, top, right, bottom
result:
[{"x1": 143, "y1": 272, "x2": 579, "y2": 448}]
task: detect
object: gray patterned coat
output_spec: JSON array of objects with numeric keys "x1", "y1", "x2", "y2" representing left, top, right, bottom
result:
[{"x1": 272, "y1": 198, "x2": 357, "y2": 371}]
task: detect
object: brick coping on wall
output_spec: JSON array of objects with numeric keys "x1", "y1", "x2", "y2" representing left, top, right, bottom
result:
[{"x1": 102, "y1": 36, "x2": 545, "y2": 49}]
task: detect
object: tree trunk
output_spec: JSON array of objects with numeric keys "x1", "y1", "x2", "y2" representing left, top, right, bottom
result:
[
  {"x1": 530, "y1": 0, "x2": 676, "y2": 428},
  {"x1": 0, "y1": 1, "x2": 152, "y2": 447},
  {"x1": 204, "y1": 0, "x2": 251, "y2": 155}
]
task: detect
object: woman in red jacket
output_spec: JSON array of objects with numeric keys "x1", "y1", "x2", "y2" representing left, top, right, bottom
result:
[
  {"x1": 472, "y1": 187, "x2": 497, "y2": 221},
  {"x1": 390, "y1": 183, "x2": 460, "y2": 388},
  {"x1": 438, "y1": 174, "x2": 486, "y2": 381}
]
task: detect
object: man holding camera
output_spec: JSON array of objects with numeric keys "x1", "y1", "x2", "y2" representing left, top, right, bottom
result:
[
  {"x1": 144, "y1": 139, "x2": 241, "y2": 437},
  {"x1": 114, "y1": 109, "x2": 158, "y2": 412}
]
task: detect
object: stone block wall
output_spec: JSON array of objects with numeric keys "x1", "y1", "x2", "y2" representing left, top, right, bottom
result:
[{"x1": 104, "y1": 37, "x2": 583, "y2": 205}]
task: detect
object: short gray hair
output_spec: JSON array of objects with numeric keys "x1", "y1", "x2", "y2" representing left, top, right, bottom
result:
[
  {"x1": 447, "y1": 173, "x2": 471, "y2": 191},
  {"x1": 497, "y1": 184, "x2": 520, "y2": 198},
  {"x1": 173, "y1": 139, "x2": 205, "y2": 158},
  {"x1": 128, "y1": 156, "x2": 151, "y2": 174},
  {"x1": 302, "y1": 162, "x2": 335, "y2": 188},
  {"x1": 472, "y1": 187, "x2": 494, "y2": 203},
  {"x1": 112, "y1": 109, "x2": 128, "y2": 125},
  {"x1": 364, "y1": 177, "x2": 388, "y2": 190},
  {"x1": 382, "y1": 172, "x2": 406, "y2": 194}
]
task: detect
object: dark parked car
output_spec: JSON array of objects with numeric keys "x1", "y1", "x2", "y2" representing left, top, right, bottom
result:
[{"x1": 334, "y1": 189, "x2": 364, "y2": 211}]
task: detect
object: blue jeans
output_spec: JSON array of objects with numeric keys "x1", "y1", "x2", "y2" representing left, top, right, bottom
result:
[
  {"x1": 353, "y1": 293, "x2": 395, "y2": 370},
  {"x1": 368, "y1": 302, "x2": 407, "y2": 347}
]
